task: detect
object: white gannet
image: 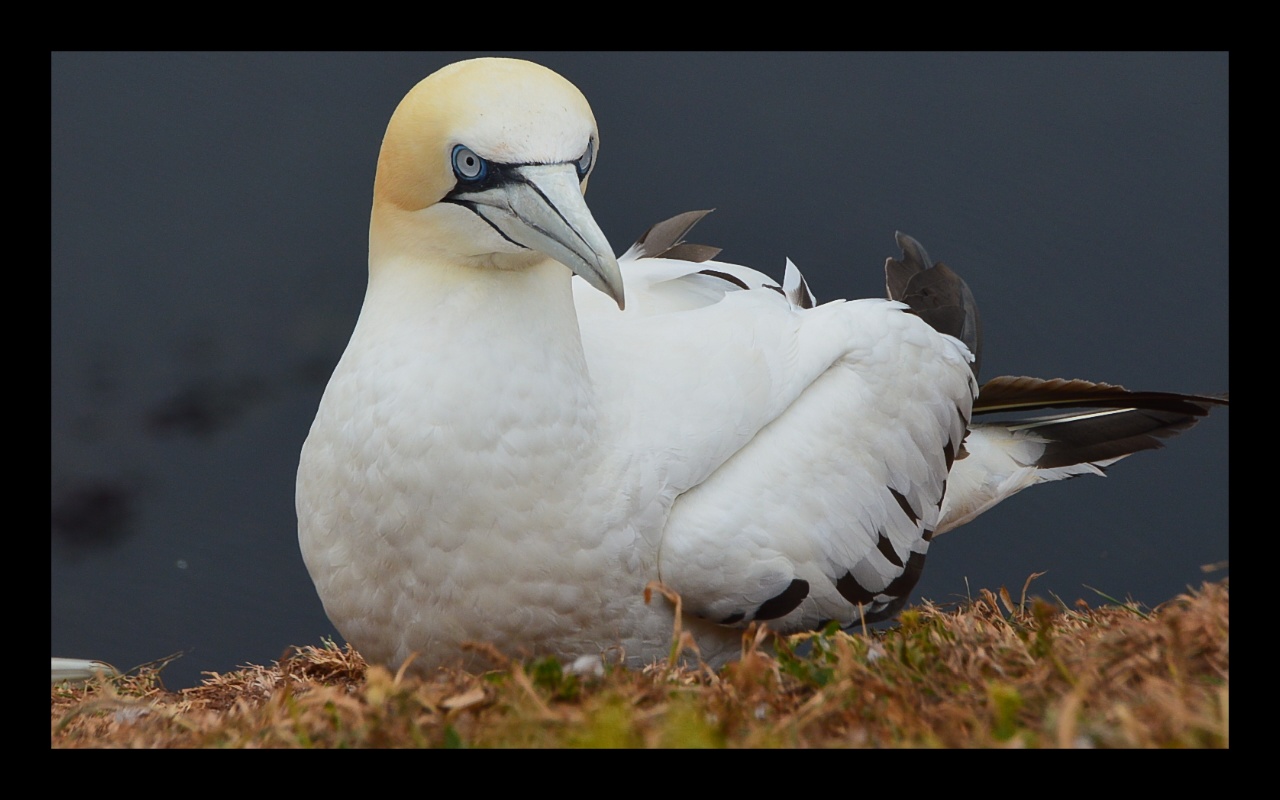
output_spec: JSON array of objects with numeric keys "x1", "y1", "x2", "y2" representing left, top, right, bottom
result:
[{"x1": 296, "y1": 58, "x2": 1227, "y2": 674}]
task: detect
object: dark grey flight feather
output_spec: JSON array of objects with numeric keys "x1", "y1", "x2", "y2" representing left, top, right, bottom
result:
[
  {"x1": 1022, "y1": 407, "x2": 1213, "y2": 470},
  {"x1": 974, "y1": 376, "x2": 1229, "y2": 470},
  {"x1": 627, "y1": 209, "x2": 722, "y2": 263},
  {"x1": 885, "y1": 232, "x2": 983, "y2": 379}
]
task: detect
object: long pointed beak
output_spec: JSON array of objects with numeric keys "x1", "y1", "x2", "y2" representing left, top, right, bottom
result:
[{"x1": 453, "y1": 164, "x2": 625, "y2": 309}]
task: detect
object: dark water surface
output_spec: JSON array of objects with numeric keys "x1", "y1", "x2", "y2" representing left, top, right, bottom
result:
[{"x1": 52, "y1": 52, "x2": 1228, "y2": 690}]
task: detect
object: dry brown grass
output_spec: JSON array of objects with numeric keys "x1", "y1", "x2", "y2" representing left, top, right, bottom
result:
[{"x1": 51, "y1": 579, "x2": 1227, "y2": 748}]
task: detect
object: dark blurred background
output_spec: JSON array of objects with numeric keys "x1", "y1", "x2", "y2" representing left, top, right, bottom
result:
[{"x1": 52, "y1": 52, "x2": 1228, "y2": 689}]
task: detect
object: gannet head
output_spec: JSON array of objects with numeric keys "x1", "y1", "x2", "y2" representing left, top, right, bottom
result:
[{"x1": 371, "y1": 58, "x2": 624, "y2": 309}]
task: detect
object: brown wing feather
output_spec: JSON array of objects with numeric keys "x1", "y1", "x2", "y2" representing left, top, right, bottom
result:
[
  {"x1": 975, "y1": 375, "x2": 1228, "y2": 417},
  {"x1": 627, "y1": 209, "x2": 722, "y2": 262}
]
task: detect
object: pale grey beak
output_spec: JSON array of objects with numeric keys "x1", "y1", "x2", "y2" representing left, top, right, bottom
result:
[{"x1": 450, "y1": 163, "x2": 625, "y2": 309}]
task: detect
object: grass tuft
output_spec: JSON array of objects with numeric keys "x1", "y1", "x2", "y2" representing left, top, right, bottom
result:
[{"x1": 52, "y1": 579, "x2": 1228, "y2": 748}]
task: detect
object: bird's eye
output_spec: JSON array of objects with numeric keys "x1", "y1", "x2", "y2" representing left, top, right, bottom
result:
[
  {"x1": 575, "y1": 139, "x2": 594, "y2": 179},
  {"x1": 452, "y1": 145, "x2": 487, "y2": 182}
]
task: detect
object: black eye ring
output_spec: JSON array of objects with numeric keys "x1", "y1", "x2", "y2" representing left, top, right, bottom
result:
[
  {"x1": 452, "y1": 145, "x2": 487, "y2": 182},
  {"x1": 575, "y1": 139, "x2": 594, "y2": 179}
]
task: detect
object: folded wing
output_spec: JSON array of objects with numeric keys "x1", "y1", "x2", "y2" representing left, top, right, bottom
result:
[{"x1": 579, "y1": 212, "x2": 1226, "y2": 634}]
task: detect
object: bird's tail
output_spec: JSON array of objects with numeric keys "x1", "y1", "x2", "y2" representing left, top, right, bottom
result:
[{"x1": 935, "y1": 375, "x2": 1227, "y2": 534}]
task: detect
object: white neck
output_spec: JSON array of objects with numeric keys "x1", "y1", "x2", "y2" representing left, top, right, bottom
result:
[{"x1": 328, "y1": 253, "x2": 605, "y2": 544}]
